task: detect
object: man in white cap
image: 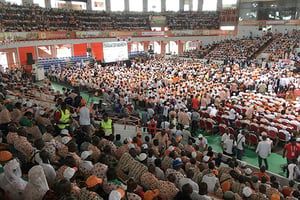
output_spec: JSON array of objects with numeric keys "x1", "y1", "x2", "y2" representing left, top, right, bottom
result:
[
  {"x1": 242, "y1": 187, "x2": 254, "y2": 199},
  {"x1": 79, "y1": 150, "x2": 94, "y2": 177},
  {"x1": 196, "y1": 134, "x2": 208, "y2": 151},
  {"x1": 182, "y1": 125, "x2": 191, "y2": 145}
]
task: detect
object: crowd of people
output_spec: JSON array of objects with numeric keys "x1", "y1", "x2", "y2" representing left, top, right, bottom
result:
[
  {"x1": 203, "y1": 37, "x2": 272, "y2": 62},
  {"x1": 0, "y1": 2, "x2": 150, "y2": 32},
  {"x1": 264, "y1": 31, "x2": 300, "y2": 62},
  {"x1": 0, "y1": 6, "x2": 300, "y2": 197},
  {"x1": 0, "y1": 44, "x2": 298, "y2": 199},
  {"x1": 166, "y1": 11, "x2": 219, "y2": 30},
  {"x1": 0, "y1": 2, "x2": 221, "y2": 32}
]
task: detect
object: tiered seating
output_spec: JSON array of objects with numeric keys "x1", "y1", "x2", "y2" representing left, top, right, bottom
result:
[
  {"x1": 0, "y1": 2, "x2": 220, "y2": 32},
  {"x1": 37, "y1": 55, "x2": 89, "y2": 70},
  {"x1": 165, "y1": 11, "x2": 220, "y2": 30},
  {"x1": 204, "y1": 37, "x2": 272, "y2": 61},
  {"x1": 263, "y1": 31, "x2": 300, "y2": 62}
]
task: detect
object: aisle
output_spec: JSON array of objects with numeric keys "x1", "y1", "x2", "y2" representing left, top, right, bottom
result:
[{"x1": 206, "y1": 135, "x2": 286, "y2": 176}]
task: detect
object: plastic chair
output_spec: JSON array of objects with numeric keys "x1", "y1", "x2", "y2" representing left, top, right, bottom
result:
[
  {"x1": 199, "y1": 119, "x2": 206, "y2": 130},
  {"x1": 205, "y1": 121, "x2": 213, "y2": 135},
  {"x1": 250, "y1": 124, "x2": 258, "y2": 133},
  {"x1": 268, "y1": 130, "x2": 278, "y2": 147},
  {"x1": 278, "y1": 131, "x2": 287, "y2": 143},
  {"x1": 249, "y1": 134, "x2": 259, "y2": 148},
  {"x1": 228, "y1": 127, "x2": 237, "y2": 137},
  {"x1": 219, "y1": 125, "x2": 226, "y2": 135},
  {"x1": 236, "y1": 121, "x2": 242, "y2": 128}
]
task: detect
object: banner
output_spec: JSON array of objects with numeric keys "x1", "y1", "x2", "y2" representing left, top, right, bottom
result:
[
  {"x1": 170, "y1": 29, "x2": 235, "y2": 37},
  {"x1": 38, "y1": 32, "x2": 75, "y2": 40},
  {"x1": 141, "y1": 31, "x2": 168, "y2": 36},
  {"x1": 109, "y1": 31, "x2": 140, "y2": 37},
  {"x1": 94, "y1": 0, "x2": 104, "y2": 8},
  {"x1": 0, "y1": 32, "x2": 38, "y2": 41},
  {"x1": 240, "y1": 0, "x2": 273, "y2": 2},
  {"x1": 58, "y1": 2, "x2": 83, "y2": 10},
  {"x1": 239, "y1": 20, "x2": 300, "y2": 26},
  {"x1": 149, "y1": 16, "x2": 166, "y2": 27},
  {"x1": 76, "y1": 31, "x2": 109, "y2": 38}
]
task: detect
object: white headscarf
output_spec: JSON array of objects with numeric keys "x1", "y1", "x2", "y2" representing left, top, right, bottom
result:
[
  {"x1": 0, "y1": 159, "x2": 27, "y2": 200},
  {"x1": 24, "y1": 165, "x2": 49, "y2": 200}
]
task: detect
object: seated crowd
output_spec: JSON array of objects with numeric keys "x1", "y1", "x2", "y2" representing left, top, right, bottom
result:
[
  {"x1": 0, "y1": 2, "x2": 220, "y2": 32},
  {"x1": 166, "y1": 11, "x2": 219, "y2": 30},
  {"x1": 264, "y1": 31, "x2": 300, "y2": 62},
  {"x1": 0, "y1": 38, "x2": 299, "y2": 199},
  {"x1": 203, "y1": 37, "x2": 272, "y2": 62},
  {"x1": 180, "y1": 35, "x2": 278, "y2": 66}
]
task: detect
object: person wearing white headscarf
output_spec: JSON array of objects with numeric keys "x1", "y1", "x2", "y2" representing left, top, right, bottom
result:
[
  {"x1": 0, "y1": 159, "x2": 27, "y2": 200},
  {"x1": 24, "y1": 165, "x2": 49, "y2": 200}
]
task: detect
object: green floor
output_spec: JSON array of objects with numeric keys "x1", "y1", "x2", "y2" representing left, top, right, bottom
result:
[
  {"x1": 39, "y1": 81, "x2": 287, "y2": 176},
  {"x1": 206, "y1": 135, "x2": 286, "y2": 176}
]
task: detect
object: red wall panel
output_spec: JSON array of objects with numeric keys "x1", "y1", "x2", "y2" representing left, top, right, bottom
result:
[
  {"x1": 90, "y1": 43, "x2": 103, "y2": 61},
  {"x1": 18, "y1": 46, "x2": 36, "y2": 66},
  {"x1": 73, "y1": 43, "x2": 87, "y2": 56}
]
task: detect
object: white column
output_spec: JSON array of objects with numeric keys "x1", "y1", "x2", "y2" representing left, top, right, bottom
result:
[
  {"x1": 161, "y1": 0, "x2": 166, "y2": 12},
  {"x1": 105, "y1": 0, "x2": 110, "y2": 12},
  {"x1": 35, "y1": 46, "x2": 39, "y2": 59},
  {"x1": 23, "y1": 0, "x2": 33, "y2": 5},
  {"x1": 54, "y1": 45, "x2": 57, "y2": 58},
  {"x1": 45, "y1": 0, "x2": 51, "y2": 8},
  {"x1": 16, "y1": 48, "x2": 21, "y2": 68},
  {"x1": 198, "y1": 0, "x2": 203, "y2": 11},
  {"x1": 87, "y1": 0, "x2": 92, "y2": 10},
  {"x1": 124, "y1": 0, "x2": 129, "y2": 11},
  {"x1": 143, "y1": 0, "x2": 147, "y2": 12},
  {"x1": 217, "y1": 0, "x2": 222, "y2": 10},
  {"x1": 179, "y1": 0, "x2": 184, "y2": 11},
  {"x1": 71, "y1": 44, "x2": 74, "y2": 56}
]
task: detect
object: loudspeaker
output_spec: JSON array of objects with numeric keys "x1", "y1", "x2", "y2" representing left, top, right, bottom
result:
[{"x1": 26, "y1": 53, "x2": 34, "y2": 65}]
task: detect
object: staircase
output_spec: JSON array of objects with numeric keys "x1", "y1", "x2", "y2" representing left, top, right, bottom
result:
[{"x1": 253, "y1": 36, "x2": 277, "y2": 60}]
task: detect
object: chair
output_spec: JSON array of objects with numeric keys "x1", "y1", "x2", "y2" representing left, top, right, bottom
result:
[
  {"x1": 250, "y1": 124, "x2": 258, "y2": 134},
  {"x1": 268, "y1": 130, "x2": 278, "y2": 147},
  {"x1": 259, "y1": 126, "x2": 267, "y2": 134},
  {"x1": 249, "y1": 134, "x2": 259, "y2": 148},
  {"x1": 290, "y1": 124, "x2": 297, "y2": 131},
  {"x1": 205, "y1": 121, "x2": 213, "y2": 135},
  {"x1": 228, "y1": 127, "x2": 237, "y2": 137},
  {"x1": 236, "y1": 121, "x2": 242, "y2": 128},
  {"x1": 278, "y1": 131, "x2": 287, "y2": 143},
  {"x1": 204, "y1": 112, "x2": 210, "y2": 118},
  {"x1": 199, "y1": 119, "x2": 206, "y2": 130},
  {"x1": 219, "y1": 125, "x2": 226, "y2": 135},
  {"x1": 216, "y1": 115, "x2": 222, "y2": 124},
  {"x1": 242, "y1": 108, "x2": 247, "y2": 115},
  {"x1": 222, "y1": 117, "x2": 228, "y2": 125},
  {"x1": 199, "y1": 111, "x2": 204, "y2": 118}
]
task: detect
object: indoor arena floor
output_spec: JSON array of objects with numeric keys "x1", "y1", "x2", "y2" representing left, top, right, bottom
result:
[{"x1": 41, "y1": 81, "x2": 287, "y2": 176}]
